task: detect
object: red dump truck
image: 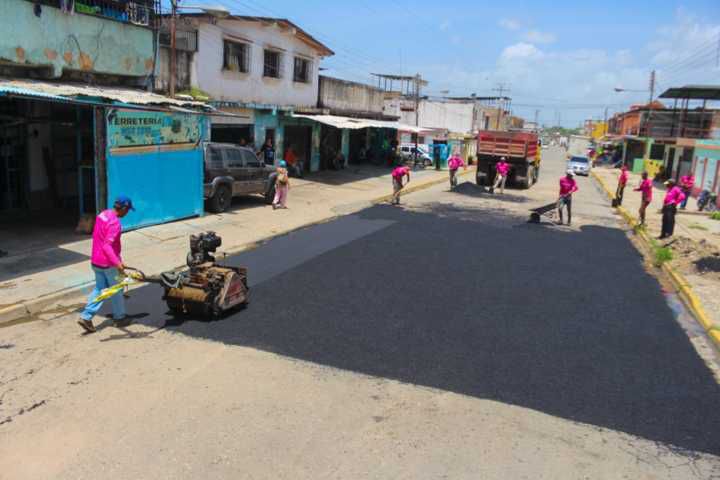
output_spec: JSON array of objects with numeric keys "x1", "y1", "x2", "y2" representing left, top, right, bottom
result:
[{"x1": 475, "y1": 131, "x2": 541, "y2": 189}]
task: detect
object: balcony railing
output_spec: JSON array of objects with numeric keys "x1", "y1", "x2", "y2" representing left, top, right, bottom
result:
[{"x1": 31, "y1": 0, "x2": 158, "y2": 27}]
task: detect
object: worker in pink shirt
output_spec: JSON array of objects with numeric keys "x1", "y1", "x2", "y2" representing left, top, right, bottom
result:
[
  {"x1": 491, "y1": 157, "x2": 510, "y2": 194},
  {"x1": 633, "y1": 171, "x2": 653, "y2": 226},
  {"x1": 557, "y1": 170, "x2": 578, "y2": 225},
  {"x1": 659, "y1": 179, "x2": 685, "y2": 239},
  {"x1": 615, "y1": 165, "x2": 629, "y2": 206},
  {"x1": 447, "y1": 151, "x2": 465, "y2": 190},
  {"x1": 78, "y1": 195, "x2": 135, "y2": 333},
  {"x1": 679, "y1": 173, "x2": 695, "y2": 209},
  {"x1": 391, "y1": 165, "x2": 410, "y2": 205}
]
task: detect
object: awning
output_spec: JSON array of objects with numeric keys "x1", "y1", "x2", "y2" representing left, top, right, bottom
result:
[
  {"x1": 659, "y1": 85, "x2": 720, "y2": 101},
  {"x1": 0, "y1": 78, "x2": 207, "y2": 109},
  {"x1": 292, "y1": 113, "x2": 435, "y2": 134}
]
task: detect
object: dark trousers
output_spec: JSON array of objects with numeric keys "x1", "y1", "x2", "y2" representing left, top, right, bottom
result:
[
  {"x1": 661, "y1": 204, "x2": 677, "y2": 237},
  {"x1": 558, "y1": 196, "x2": 572, "y2": 224},
  {"x1": 616, "y1": 183, "x2": 626, "y2": 205}
]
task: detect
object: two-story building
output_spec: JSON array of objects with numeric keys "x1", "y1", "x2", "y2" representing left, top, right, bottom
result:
[
  {"x1": 157, "y1": 13, "x2": 334, "y2": 172},
  {"x1": 0, "y1": 0, "x2": 211, "y2": 239}
]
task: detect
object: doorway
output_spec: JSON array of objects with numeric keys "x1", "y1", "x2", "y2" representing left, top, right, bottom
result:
[{"x1": 284, "y1": 125, "x2": 312, "y2": 173}]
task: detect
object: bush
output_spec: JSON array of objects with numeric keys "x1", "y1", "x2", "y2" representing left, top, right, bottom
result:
[
  {"x1": 711, "y1": 212, "x2": 720, "y2": 221},
  {"x1": 654, "y1": 246, "x2": 673, "y2": 266}
]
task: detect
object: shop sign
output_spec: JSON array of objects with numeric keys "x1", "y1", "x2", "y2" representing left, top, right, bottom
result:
[{"x1": 107, "y1": 108, "x2": 202, "y2": 149}]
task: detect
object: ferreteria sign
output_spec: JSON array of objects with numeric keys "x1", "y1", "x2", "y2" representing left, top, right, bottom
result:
[{"x1": 107, "y1": 108, "x2": 202, "y2": 149}]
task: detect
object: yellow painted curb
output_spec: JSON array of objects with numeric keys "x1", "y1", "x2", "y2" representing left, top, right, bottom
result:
[{"x1": 591, "y1": 169, "x2": 720, "y2": 350}]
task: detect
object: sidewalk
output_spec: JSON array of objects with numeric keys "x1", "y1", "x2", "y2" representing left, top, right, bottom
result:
[
  {"x1": 0, "y1": 165, "x2": 471, "y2": 325},
  {"x1": 592, "y1": 166, "x2": 720, "y2": 344}
]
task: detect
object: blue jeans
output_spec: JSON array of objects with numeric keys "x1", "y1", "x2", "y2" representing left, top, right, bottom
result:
[
  {"x1": 680, "y1": 188, "x2": 691, "y2": 209},
  {"x1": 80, "y1": 266, "x2": 126, "y2": 321}
]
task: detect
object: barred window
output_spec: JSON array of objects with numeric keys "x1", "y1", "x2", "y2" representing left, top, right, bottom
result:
[
  {"x1": 293, "y1": 57, "x2": 310, "y2": 83},
  {"x1": 223, "y1": 41, "x2": 249, "y2": 73},
  {"x1": 264, "y1": 50, "x2": 282, "y2": 78}
]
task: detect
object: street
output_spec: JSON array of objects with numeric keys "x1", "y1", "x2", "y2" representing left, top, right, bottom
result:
[{"x1": 1, "y1": 148, "x2": 720, "y2": 479}]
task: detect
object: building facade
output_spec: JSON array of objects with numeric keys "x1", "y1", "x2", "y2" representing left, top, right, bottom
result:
[{"x1": 157, "y1": 14, "x2": 334, "y2": 172}]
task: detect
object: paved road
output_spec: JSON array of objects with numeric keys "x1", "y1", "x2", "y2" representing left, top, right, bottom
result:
[{"x1": 2, "y1": 148, "x2": 720, "y2": 479}]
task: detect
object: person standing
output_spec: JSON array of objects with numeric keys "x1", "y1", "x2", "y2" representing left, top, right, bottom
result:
[
  {"x1": 77, "y1": 196, "x2": 135, "y2": 333},
  {"x1": 272, "y1": 160, "x2": 290, "y2": 210},
  {"x1": 391, "y1": 165, "x2": 410, "y2": 205},
  {"x1": 447, "y1": 151, "x2": 465, "y2": 189},
  {"x1": 679, "y1": 173, "x2": 695, "y2": 209},
  {"x1": 258, "y1": 138, "x2": 275, "y2": 166},
  {"x1": 660, "y1": 179, "x2": 685, "y2": 239},
  {"x1": 634, "y1": 171, "x2": 653, "y2": 226},
  {"x1": 491, "y1": 157, "x2": 510, "y2": 194},
  {"x1": 284, "y1": 144, "x2": 302, "y2": 178},
  {"x1": 616, "y1": 165, "x2": 629, "y2": 205},
  {"x1": 557, "y1": 170, "x2": 578, "y2": 226}
]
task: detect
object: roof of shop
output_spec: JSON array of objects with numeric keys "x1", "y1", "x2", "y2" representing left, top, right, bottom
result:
[
  {"x1": 292, "y1": 113, "x2": 437, "y2": 133},
  {"x1": 0, "y1": 78, "x2": 207, "y2": 108},
  {"x1": 659, "y1": 85, "x2": 720, "y2": 101}
]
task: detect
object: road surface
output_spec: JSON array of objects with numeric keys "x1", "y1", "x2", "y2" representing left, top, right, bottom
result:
[{"x1": 1, "y1": 148, "x2": 719, "y2": 479}]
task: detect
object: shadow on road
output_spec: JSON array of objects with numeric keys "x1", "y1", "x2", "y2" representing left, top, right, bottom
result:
[
  {"x1": 120, "y1": 202, "x2": 720, "y2": 455},
  {"x1": 451, "y1": 182, "x2": 530, "y2": 204}
]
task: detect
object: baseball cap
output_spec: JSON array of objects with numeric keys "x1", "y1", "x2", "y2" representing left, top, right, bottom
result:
[
  {"x1": 114, "y1": 195, "x2": 135, "y2": 211},
  {"x1": 279, "y1": 160, "x2": 287, "y2": 167},
  {"x1": 566, "y1": 170, "x2": 575, "y2": 176}
]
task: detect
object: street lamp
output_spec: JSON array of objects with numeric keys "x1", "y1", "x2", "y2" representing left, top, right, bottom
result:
[{"x1": 169, "y1": 2, "x2": 230, "y2": 97}]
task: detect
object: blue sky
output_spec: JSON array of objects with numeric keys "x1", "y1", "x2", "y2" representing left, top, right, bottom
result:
[{"x1": 175, "y1": 0, "x2": 720, "y2": 126}]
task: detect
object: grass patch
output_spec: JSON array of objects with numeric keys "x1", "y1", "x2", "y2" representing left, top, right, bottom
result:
[
  {"x1": 689, "y1": 223, "x2": 709, "y2": 231},
  {"x1": 711, "y1": 212, "x2": 720, "y2": 221},
  {"x1": 649, "y1": 237, "x2": 674, "y2": 267}
]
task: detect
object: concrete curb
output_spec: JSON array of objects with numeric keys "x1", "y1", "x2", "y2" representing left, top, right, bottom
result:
[
  {"x1": 590, "y1": 170, "x2": 720, "y2": 350},
  {"x1": 0, "y1": 168, "x2": 473, "y2": 328}
]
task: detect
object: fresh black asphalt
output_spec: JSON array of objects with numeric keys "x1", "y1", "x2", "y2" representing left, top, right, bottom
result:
[{"x1": 110, "y1": 199, "x2": 720, "y2": 455}]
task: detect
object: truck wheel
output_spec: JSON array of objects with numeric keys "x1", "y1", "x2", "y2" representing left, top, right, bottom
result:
[
  {"x1": 209, "y1": 185, "x2": 231, "y2": 213},
  {"x1": 265, "y1": 184, "x2": 276, "y2": 204},
  {"x1": 521, "y1": 166, "x2": 533, "y2": 189}
]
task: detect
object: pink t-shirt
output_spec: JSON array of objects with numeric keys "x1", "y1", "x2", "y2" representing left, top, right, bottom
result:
[
  {"x1": 496, "y1": 161, "x2": 510, "y2": 176},
  {"x1": 680, "y1": 175, "x2": 695, "y2": 190},
  {"x1": 619, "y1": 168, "x2": 628, "y2": 185},
  {"x1": 664, "y1": 186, "x2": 686, "y2": 206},
  {"x1": 392, "y1": 166, "x2": 409, "y2": 181},
  {"x1": 448, "y1": 156, "x2": 465, "y2": 171},
  {"x1": 635, "y1": 179, "x2": 653, "y2": 202},
  {"x1": 559, "y1": 177, "x2": 578, "y2": 197},
  {"x1": 90, "y1": 209, "x2": 122, "y2": 268}
]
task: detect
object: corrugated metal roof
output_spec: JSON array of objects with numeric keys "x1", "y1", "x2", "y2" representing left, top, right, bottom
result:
[
  {"x1": 659, "y1": 85, "x2": 720, "y2": 101},
  {"x1": 292, "y1": 114, "x2": 435, "y2": 133},
  {"x1": 0, "y1": 78, "x2": 206, "y2": 108}
]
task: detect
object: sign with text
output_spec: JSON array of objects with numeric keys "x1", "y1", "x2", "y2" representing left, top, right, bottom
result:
[{"x1": 107, "y1": 108, "x2": 202, "y2": 149}]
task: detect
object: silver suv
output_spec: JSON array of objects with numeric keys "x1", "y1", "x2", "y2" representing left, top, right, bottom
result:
[{"x1": 204, "y1": 143, "x2": 277, "y2": 213}]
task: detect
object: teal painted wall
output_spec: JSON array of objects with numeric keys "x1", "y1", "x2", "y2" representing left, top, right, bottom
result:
[
  {"x1": 341, "y1": 129, "x2": 350, "y2": 167},
  {"x1": 694, "y1": 140, "x2": 720, "y2": 193},
  {"x1": 1, "y1": 0, "x2": 155, "y2": 78}
]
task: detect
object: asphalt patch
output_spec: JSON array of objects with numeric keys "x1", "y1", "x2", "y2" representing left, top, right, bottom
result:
[{"x1": 111, "y1": 203, "x2": 720, "y2": 455}]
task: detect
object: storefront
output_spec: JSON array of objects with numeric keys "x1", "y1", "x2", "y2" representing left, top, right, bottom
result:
[{"x1": 0, "y1": 80, "x2": 209, "y2": 240}]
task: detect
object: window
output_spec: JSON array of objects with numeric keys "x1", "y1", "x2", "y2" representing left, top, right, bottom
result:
[
  {"x1": 223, "y1": 41, "x2": 249, "y2": 73},
  {"x1": 208, "y1": 147, "x2": 224, "y2": 169},
  {"x1": 264, "y1": 50, "x2": 282, "y2": 78},
  {"x1": 242, "y1": 150, "x2": 262, "y2": 168},
  {"x1": 293, "y1": 57, "x2": 310, "y2": 83},
  {"x1": 224, "y1": 148, "x2": 245, "y2": 168}
]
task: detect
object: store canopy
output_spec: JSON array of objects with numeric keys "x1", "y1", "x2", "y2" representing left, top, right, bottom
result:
[
  {"x1": 0, "y1": 78, "x2": 207, "y2": 109},
  {"x1": 659, "y1": 85, "x2": 720, "y2": 101},
  {"x1": 292, "y1": 113, "x2": 435, "y2": 134}
]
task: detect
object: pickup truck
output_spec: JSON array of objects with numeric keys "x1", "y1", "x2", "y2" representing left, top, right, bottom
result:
[{"x1": 475, "y1": 131, "x2": 541, "y2": 189}]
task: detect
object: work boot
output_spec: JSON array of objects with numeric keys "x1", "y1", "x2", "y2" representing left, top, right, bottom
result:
[{"x1": 77, "y1": 319, "x2": 96, "y2": 333}]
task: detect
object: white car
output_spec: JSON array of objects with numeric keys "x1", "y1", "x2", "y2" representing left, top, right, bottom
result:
[{"x1": 567, "y1": 155, "x2": 591, "y2": 176}]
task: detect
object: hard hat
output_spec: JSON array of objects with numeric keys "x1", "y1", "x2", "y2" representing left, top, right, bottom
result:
[{"x1": 566, "y1": 169, "x2": 575, "y2": 176}]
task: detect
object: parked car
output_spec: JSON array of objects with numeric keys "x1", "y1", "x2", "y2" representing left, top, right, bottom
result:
[
  {"x1": 567, "y1": 155, "x2": 591, "y2": 176},
  {"x1": 204, "y1": 142, "x2": 277, "y2": 213},
  {"x1": 399, "y1": 143, "x2": 433, "y2": 166}
]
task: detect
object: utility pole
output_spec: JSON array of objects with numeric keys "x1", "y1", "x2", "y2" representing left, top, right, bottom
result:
[
  {"x1": 648, "y1": 70, "x2": 656, "y2": 104},
  {"x1": 169, "y1": 0, "x2": 177, "y2": 97},
  {"x1": 414, "y1": 74, "x2": 421, "y2": 168},
  {"x1": 492, "y1": 83, "x2": 510, "y2": 130},
  {"x1": 534, "y1": 109, "x2": 539, "y2": 131}
]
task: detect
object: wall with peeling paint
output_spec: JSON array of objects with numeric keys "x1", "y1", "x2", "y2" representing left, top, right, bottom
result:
[{"x1": 1, "y1": 0, "x2": 155, "y2": 79}]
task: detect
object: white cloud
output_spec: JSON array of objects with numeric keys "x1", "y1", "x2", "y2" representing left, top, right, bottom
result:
[
  {"x1": 500, "y1": 42, "x2": 544, "y2": 61},
  {"x1": 498, "y1": 18, "x2": 521, "y2": 31},
  {"x1": 523, "y1": 30, "x2": 556, "y2": 44}
]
